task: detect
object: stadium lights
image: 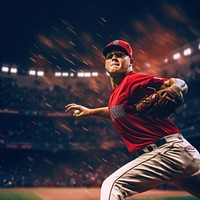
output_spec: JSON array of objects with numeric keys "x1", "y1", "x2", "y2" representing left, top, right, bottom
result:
[
  {"x1": 10, "y1": 68, "x2": 17, "y2": 73},
  {"x1": 91, "y1": 72, "x2": 98, "y2": 77},
  {"x1": 55, "y1": 72, "x2": 70, "y2": 77},
  {"x1": 29, "y1": 70, "x2": 44, "y2": 76},
  {"x1": 164, "y1": 58, "x2": 168, "y2": 63},
  {"x1": 77, "y1": 72, "x2": 86, "y2": 77},
  {"x1": 2, "y1": 66, "x2": 9, "y2": 72},
  {"x1": 144, "y1": 62, "x2": 151, "y2": 67},
  {"x1": 183, "y1": 48, "x2": 192, "y2": 56},
  {"x1": 76, "y1": 72, "x2": 99, "y2": 77},
  {"x1": 62, "y1": 72, "x2": 69, "y2": 77},
  {"x1": 54, "y1": 71, "x2": 98, "y2": 77},
  {"x1": 70, "y1": 73, "x2": 74, "y2": 77},
  {"x1": 173, "y1": 52, "x2": 181, "y2": 60},
  {"x1": 84, "y1": 72, "x2": 91, "y2": 77},
  {"x1": 77, "y1": 72, "x2": 91, "y2": 77},
  {"x1": 1, "y1": 66, "x2": 17, "y2": 74},
  {"x1": 37, "y1": 71, "x2": 44, "y2": 76},
  {"x1": 55, "y1": 72, "x2": 61, "y2": 77},
  {"x1": 29, "y1": 70, "x2": 36, "y2": 76}
]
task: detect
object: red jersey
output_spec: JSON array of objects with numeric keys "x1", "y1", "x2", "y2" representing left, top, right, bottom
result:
[{"x1": 108, "y1": 71, "x2": 181, "y2": 153}]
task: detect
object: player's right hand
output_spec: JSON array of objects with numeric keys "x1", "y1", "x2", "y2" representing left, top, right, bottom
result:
[{"x1": 65, "y1": 103, "x2": 91, "y2": 117}]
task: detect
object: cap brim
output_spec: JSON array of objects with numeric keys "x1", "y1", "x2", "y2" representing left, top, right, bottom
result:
[{"x1": 103, "y1": 45, "x2": 129, "y2": 57}]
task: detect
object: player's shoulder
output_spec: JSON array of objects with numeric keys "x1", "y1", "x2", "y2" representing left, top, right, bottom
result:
[
  {"x1": 128, "y1": 71, "x2": 167, "y2": 80},
  {"x1": 126, "y1": 72, "x2": 168, "y2": 87},
  {"x1": 127, "y1": 71, "x2": 154, "y2": 80}
]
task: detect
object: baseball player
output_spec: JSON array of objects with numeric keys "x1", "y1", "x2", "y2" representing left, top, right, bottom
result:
[{"x1": 65, "y1": 40, "x2": 200, "y2": 200}]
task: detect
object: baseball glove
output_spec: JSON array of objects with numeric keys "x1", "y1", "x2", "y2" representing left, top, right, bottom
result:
[{"x1": 135, "y1": 87, "x2": 184, "y2": 118}]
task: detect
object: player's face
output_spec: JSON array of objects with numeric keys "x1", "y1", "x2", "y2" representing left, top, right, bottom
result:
[{"x1": 105, "y1": 51, "x2": 132, "y2": 76}]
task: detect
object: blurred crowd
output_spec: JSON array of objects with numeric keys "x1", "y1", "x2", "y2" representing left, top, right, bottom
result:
[
  {"x1": 0, "y1": 114, "x2": 122, "y2": 150},
  {"x1": 0, "y1": 148, "x2": 178, "y2": 189},
  {"x1": 0, "y1": 149, "x2": 133, "y2": 188},
  {"x1": 0, "y1": 75, "x2": 110, "y2": 112},
  {"x1": 0, "y1": 62, "x2": 200, "y2": 188}
]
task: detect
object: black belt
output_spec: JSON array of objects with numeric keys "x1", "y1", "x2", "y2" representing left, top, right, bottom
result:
[{"x1": 137, "y1": 138, "x2": 167, "y2": 157}]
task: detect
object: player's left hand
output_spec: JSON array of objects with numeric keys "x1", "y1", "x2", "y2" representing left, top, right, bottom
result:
[{"x1": 135, "y1": 87, "x2": 184, "y2": 119}]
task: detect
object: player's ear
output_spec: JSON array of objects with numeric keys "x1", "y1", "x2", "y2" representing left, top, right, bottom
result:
[{"x1": 129, "y1": 58, "x2": 134, "y2": 67}]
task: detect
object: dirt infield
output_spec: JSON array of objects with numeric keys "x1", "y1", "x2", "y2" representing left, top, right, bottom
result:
[{"x1": 0, "y1": 188, "x2": 192, "y2": 200}]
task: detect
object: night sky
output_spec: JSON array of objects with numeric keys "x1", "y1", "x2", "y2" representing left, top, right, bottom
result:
[{"x1": 1, "y1": 0, "x2": 200, "y2": 72}]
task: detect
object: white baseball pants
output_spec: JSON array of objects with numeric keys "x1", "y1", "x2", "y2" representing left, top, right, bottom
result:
[{"x1": 100, "y1": 134, "x2": 200, "y2": 200}]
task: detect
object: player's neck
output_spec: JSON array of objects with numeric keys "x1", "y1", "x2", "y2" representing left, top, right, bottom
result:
[
  {"x1": 110, "y1": 76, "x2": 123, "y2": 88},
  {"x1": 110, "y1": 69, "x2": 132, "y2": 88}
]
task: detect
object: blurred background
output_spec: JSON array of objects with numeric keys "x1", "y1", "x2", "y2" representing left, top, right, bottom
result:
[{"x1": 0, "y1": 0, "x2": 200, "y2": 191}]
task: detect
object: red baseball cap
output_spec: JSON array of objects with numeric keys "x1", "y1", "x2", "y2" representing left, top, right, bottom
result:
[{"x1": 103, "y1": 40, "x2": 133, "y2": 58}]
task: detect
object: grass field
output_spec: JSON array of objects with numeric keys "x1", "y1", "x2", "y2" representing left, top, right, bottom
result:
[
  {"x1": 0, "y1": 192, "x2": 198, "y2": 200},
  {"x1": 0, "y1": 192, "x2": 42, "y2": 200},
  {"x1": 0, "y1": 188, "x2": 198, "y2": 200}
]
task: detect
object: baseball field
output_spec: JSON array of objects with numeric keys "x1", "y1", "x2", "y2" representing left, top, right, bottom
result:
[{"x1": 0, "y1": 188, "x2": 198, "y2": 200}]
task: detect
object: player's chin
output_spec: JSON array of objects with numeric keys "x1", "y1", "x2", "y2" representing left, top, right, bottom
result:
[
  {"x1": 109, "y1": 72, "x2": 124, "y2": 77},
  {"x1": 110, "y1": 68, "x2": 125, "y2": 74},
  {"x1": 108, "y1": 67, "x2": 121, "y2": 74}
]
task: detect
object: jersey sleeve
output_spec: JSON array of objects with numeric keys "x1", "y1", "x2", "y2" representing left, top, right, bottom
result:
[
  {"x1": 147, "y1": 76, "x2": 169, "y2": 89},
  {"x1": 128, "y1": 74, "x2": 169, "y2": 105},
  {"x1": 129, "y1": 74, "x2": 168, "y2": 94}
]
